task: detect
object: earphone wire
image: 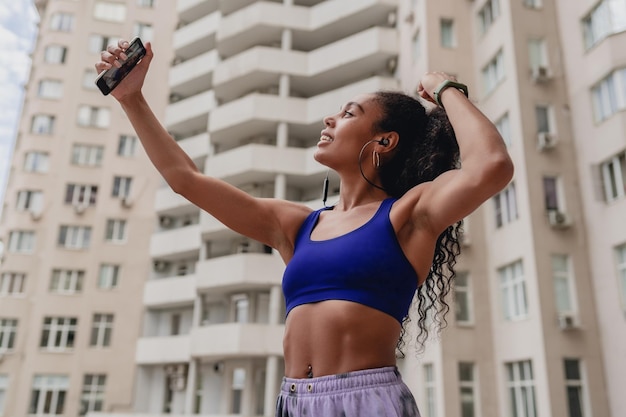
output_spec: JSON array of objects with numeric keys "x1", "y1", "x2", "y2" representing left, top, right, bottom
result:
[
  {"x1": 322, "y1": 169, "x2": 330, "y2": 208},
  {"x1": 358, "y1": 140, "x2": 387, "y2": 192}
]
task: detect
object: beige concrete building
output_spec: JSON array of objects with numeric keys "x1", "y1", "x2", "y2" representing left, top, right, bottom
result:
[
  {"x1": 0, "y1": 0, "x2": 176, "y2": 415},
  {"x1": 1, "y1": 1, "x2": 624, "y2": 417}
]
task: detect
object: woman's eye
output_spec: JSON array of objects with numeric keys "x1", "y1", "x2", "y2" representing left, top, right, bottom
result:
[{"x1": 342, "y1": 110, "x2": 354, "y2": 117}]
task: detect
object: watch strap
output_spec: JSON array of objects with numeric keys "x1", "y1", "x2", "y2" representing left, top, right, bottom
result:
[{"x1": 433, "y1": 80, "x2": 469, "y2": 108}]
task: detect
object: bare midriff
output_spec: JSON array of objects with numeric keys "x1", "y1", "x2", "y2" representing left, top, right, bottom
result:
[{"x1": 283, "y1": 300, "x2": 401, "y2": 378}]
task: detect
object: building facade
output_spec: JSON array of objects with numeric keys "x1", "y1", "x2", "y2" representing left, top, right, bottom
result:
[
  {"x1": 1, "y1": 1, "x2": 625, "y2": 417},
  {"x1": 0, "y1": 0, "x2": 176, "y2": 416}
]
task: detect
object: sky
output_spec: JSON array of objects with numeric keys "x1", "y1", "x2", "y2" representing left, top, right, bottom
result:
[{"x1": 0, "y1": 0, "x2": 39, "y2": 214}]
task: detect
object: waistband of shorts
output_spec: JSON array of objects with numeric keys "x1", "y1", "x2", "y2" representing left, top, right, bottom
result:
[{"x1": 280, "y1": 366, "x2": 402, "y2": 395}]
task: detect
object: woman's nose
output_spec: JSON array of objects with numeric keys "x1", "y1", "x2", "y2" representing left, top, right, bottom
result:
[{"x1": 323, "y1": 115, "x2": 334, "y2": 127}]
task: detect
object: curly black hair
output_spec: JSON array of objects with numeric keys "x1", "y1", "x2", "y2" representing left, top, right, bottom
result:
[{"x1": 371, "y1": 90, "x2": 463, "y2": 356}]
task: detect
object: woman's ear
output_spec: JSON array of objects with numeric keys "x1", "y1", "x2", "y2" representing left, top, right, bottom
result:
[{"x1": 378, "y1": 131, "x2": 399, "y2": 153}]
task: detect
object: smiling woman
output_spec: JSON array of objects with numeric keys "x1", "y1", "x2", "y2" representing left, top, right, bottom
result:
[{"x1": 96, "y1": 37, "x2": 514, "y2": 417}]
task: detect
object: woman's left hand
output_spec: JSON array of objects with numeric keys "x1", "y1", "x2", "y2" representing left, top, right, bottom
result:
[{"x1": 416, "y1": 72, "x2": 458, "y2": 104}]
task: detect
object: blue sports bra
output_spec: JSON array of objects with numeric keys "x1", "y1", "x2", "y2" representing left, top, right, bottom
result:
[{"x1": 282, "y1": 198, "x2": 419, "y2": 323}]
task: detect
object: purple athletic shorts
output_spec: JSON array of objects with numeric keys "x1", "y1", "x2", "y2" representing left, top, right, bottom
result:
[{"x1": 276, "y1": 366, "x2": 421, "y2": 417}]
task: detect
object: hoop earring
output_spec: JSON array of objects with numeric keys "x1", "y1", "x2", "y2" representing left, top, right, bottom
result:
[{"x1": 372, "y1": 151, "x2": 380, "y2": 169}]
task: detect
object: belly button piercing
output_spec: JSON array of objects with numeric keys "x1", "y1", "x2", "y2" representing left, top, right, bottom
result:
[{"x1": 307, "y1": 365, "x2": 313, "y2": 378}]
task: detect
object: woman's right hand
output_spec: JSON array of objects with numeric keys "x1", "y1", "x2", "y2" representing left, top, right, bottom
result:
[{"x1": 95, "y1": 39, "x2": 154, "y2": 102}]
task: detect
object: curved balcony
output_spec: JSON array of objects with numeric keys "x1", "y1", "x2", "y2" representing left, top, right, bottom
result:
[
  {"x1": 143, "y1": 274, "x2": 197, "y2": 309},
  {"x1": 165, "y1": 89, "x2": 216, "y2": 137},
  {"x1": 150, "y1": 224, "x2": 201, "y2": 260},
  {"x1": 196, "y1": 253, "x2": 283, "y2": 293},
  {"x1": 173, "y1": 11, "x2": 220, "y2": 60},
  {"x1": 190, "y1": 323, "x2": 284, "y2": 360},
  {"x1": 169, "y1": 50, "x2": 219, "y2": 97},
  {"x1": 136, "y1": 335, "x2": 191, "y2": 365},
  {"x1": 209, "y1": 75, "x2": 399, "y2": 145},
  {"x1": 177, "y1": 0, "x2": 218, "y2": 25},
  {"x1": 217, "y1": 0, "x2": 398, "y2": 57},
  {"x1": 214, "y1": 27, "x2": 398, "y2": 101},
  {"x1": 154, "y1": 186, "x2": 194, "y2": 215}
]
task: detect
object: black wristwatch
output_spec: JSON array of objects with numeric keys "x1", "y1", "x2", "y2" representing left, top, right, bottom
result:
[{"x1": 433, "y1": 80, "x2": 469, "y2": 109}]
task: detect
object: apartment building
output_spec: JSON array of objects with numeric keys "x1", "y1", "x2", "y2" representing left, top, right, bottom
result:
[
  {"x1": 1, "y1": 1, "x2": 625, "y2": 417},
  {"x1": 0, "y1": 0, "x2": 175, "y2": 416}
]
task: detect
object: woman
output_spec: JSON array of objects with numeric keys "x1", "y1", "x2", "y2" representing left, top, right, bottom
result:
[{"x1": 97, "y1": 40, "x2": 513, "y2": 417}]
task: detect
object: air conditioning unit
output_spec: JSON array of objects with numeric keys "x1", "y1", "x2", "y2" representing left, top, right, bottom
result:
[
  {"x1": 558, "y1": 313, "x2": 578, "y2": 330},
  {"x1": 30, "y1": 208, "x2": 43, "y2": 221},
  {"x1": 73, "y1": 203, "x2": 87, "y2": 215},
  {"x1": 460, "y1": 231, "x2": 471, "y2": 247},
  {"x1": 547, "y1": 210, "x2": 570, "y2": 228},
  {"x1": 169, "y1": 93, "x2": 183, "y2": 103},
  {"x1": 531, "y1": 66, "x2": 551, "y2": 82},
  {"x1": 154, "y1": 260, "x2": 170, "y2": 272},
  {"x1": 387, "y1": 11, "x2": 397, "y2": 26},
  {"x1": 237, "y1": 241, "x2": 250, "y2": 254},
  {"x1": 165, "y1": 364, "x2": 188, "y2": 391},
  {"x1": 121, "y1": 195, "x2": 133, "y2": 208},
  {"x1": 537, "y1": 132, "x2": 557, "y2": 151},
  {"x1": 386, "y1": 57, "x2": 398, "y2": 74}
]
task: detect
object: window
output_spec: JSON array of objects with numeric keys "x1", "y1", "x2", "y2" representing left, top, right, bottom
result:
[
  {"x1": 424, "y1": 364, "x2": 437, "y2": 417},
  {"x1": 50, "y1": 12, "x2": 74, "y2": 31},
  {"x1": 231, "y1": 368, "x2": 246, "y2": 414},
  {"x1": 71, "y1": 144, "x2": 104, "y2": 167},
  {"x1": 412, "y1": 31, "x2": 420, "y2": 63},
  {"x1": 118, "y1": 135, "x2": 137, "y2": 157},
  {"x1": 24, "y1": 151, "x2": 50, "y2": 173},
  {"x1": 98, "y1": 264, "x2": 119, "y2": 289},
  {"x1": 495, "y1": 113, "x2": 512, "y2": 147},
  {"x1": 0, "y1": 273, "x2": 26, "y2": 296},
  {"x1": 0, "y1": 319, "x2": 17, "y2": 351},
  {"x1": 50, "y1": 269, "x2": 84, "y2": 294},
  {"x1": 88, "y1": 34, "x2": 117, "y2": 54},
  {"x1": 7, "y1": 230, "x2": 35, "y2": 253},
  {"x1": 58, "y1": 226, "x2": 92, "y2": 249},
  {"x1": 29, "y1": 375, "x2": 69, "y2": 415},
  {"x1": 170, "y1": 313, "x2": 181, "y2": 336},
  {"x1": 459, "y1": 362, "x2": 477, "y2": 417},
  {"x1": 93, "y1": 2, "x2": 127, "y2": 22},
  {"x1": 90, "y1": 314, "x2": 113, "y2": 347},
  {"x1": 493, "y1": 182, "x2": 518, "y2": 228},
  {"x1": 80, "y1": 375, "x2": 106, "y2": 415},
  {"x1": 30, "y1": 114, "x2": 55, "y2": 134},
  {"x1": 563, "y1": 359, "x2": 587, "y2": 417},
  {"x1": 499, "y1": 260, "x2": 528, "y2": 320},
  {"x1": 16, "y1": 190, "x2": 43, "y2": 212},
  {"x1": 0, "y1": 375, "x2": 8, "y2": 416},
  {"x1": 65, "y1": 184, "x2": 98, "y2": 206},
  {"x1": 37, "y1": 79, "x2": 63, "y2": 99},
  {"x1": 105, "y1": 219, "x2": 127, "y2": 243},
  {"x1": 440, "y1": 19, "x2": 456, "y2": 48},
  {"x1": 83, "y1": 68, "x2": 98, "y2": 90},
  {"x1": 600, "y1": 150, "x2": 626, "y2": 202},
  {"x1": 232, "y1": 294, "x2": 249, "y2": 323},
  {"x1": 582, "y1": 0, "x2": 626, "y2": 50},
  {"x1": 616, "y1": 243, "x2": 626, "y2": 312},
  {"x1": 592, "y1": 68, "x2": 626, "y2": 122},
  {"x1": 523, "y1": 0, "x2": 542, "y2": 9},
  {"x1": 112, "y1": 176, "x2": 132, "y2": 198},
  {"x1": 506, "y1": 360, "x2": 537, "y2": 417},
  {"x1": 528, "y1": 39, "x2": 548, "y2": 74},
  {"x1": 138, "y1": 0, "x2": 155, "y2": 7},
  {"x1": 543, "y1": 176, "x2": 562, "y2": 211},
  {"x1": 535, "y1": 105, "x2": 552, "y2": 133},
  {"x1": 552, "y1": 255, "x2": 576, "y2": 314},
  {"x1": 40, "y1": 317, "x2": 77, "y2": 350},
  {"x1": 77, "y1": 105, "x2": 110, "y2": 128},
  {"x1": 482, "y1": 50, "x2": 505, "y2": 95},
  {"x1": 44, "y1": 45, "x2": 67, "y2": 64},
  {"x1": 455, "y1": 272, "x2": 473, "y2": 324},
  {"x1": 478, "y1": 0, "x2": 500, "y2": 34},
  {"x1": 134, "y1": 22, "x2": 153, "y2": 41}
]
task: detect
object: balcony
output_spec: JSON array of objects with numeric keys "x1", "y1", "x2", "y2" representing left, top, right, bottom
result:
[
  {"x1": 150, "y1": 224, "x2": 201, "y2": 260},
  {"x1": 136, "y1": 335, "x2": 191, "y2": 364},
  {"x1": 169, "y1": 50, "x2": 219, "y2": 97},
  {"x1": 173, "y1": 11, "x2": 220, "y2": 60},
  {"x1": 196, "y1": 253, "x2": 283, "y2": 293},
  {"x1": 165, "y1": 89, "x2": 216, "y2": 137},
  {"x1": 177, "y1": 0, "x2": 218, "y2": 25},
  {"x1": 217, "y1": 0, "x2": 398, "y2": 57},
  {"x1": 143, "y1": 274, "x2": 197, "y2": 309},
  {"x1": 191, "y1": 323, "x2": 284, "y2": 360},
  {"x1": 214, "y1": 27, "x2": 398, "y2": 101},
  {"x1": 154, "y1": 186, "x2": 193, "y2": 215}
]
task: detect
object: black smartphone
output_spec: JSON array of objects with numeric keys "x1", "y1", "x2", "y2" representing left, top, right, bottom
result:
[{"x1": 95, "y1": 37, "x2": 146, "y2": 95}]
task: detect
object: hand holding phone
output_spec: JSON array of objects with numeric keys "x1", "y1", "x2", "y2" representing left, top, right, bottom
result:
[{"x1": 95, "y1": 37, "x2": 147, "y2": 96}]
